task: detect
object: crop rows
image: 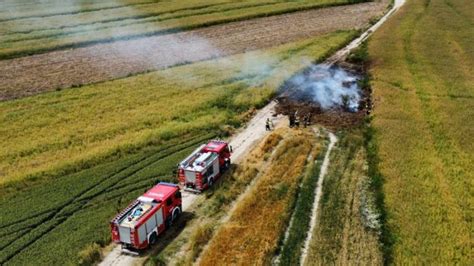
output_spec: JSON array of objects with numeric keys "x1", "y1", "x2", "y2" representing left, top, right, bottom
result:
[
  {"x1": 0, "y1": 0, "x2": 157, "y2": 21},
  {"x1": 0, "y1": 0, "x2": 356, "y2": 59},
  {"x1": 369, "y1": 0, "x2": 472, "y2": 263},
  {"x1": 0, "y1": 133, "x2": 213, "y2": 265}
]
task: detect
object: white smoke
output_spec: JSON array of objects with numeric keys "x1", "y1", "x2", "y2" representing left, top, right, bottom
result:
[{"x1": 287, "y1": 64, "x2": 361, "y2": 111}]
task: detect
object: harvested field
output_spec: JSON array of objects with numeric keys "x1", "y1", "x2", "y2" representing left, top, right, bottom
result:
[{"x1": 0, "y1": 1, "x2": 388, "y2": 101}]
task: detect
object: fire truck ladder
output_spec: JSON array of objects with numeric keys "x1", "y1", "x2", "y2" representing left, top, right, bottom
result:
[{"x1": 111, "y1": 200, "x2": 139, "y2": 224}]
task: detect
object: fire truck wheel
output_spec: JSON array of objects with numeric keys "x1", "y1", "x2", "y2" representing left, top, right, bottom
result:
[
  {"x1": 208, "y1": 178, "x2": 214, "y2": 187},
  {"x1": 148, "y1": 232, "x2": 158, "y2": 246},
  {"x1": 172, "y1": 207, "x2": 181, "y2": 222},
  {"x1": 224, "y1": 160, "x2": 230, "y2": 169}
]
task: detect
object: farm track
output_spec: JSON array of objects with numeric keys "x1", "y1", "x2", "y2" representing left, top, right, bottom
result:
[
  {"x1": 0, "y1": 1, "x2": 388, "y2": 101},
  {"x1": 0, "y1": 134, "x2": 212, "y2": 265}
]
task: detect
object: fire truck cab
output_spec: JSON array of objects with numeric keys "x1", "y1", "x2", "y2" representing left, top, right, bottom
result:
[
  {"x1": 110, "y1": 182, "x2": 182, "y2": 254},
  {"x1": 178, "y1": 140, "x2": 231, "y2": 192}
]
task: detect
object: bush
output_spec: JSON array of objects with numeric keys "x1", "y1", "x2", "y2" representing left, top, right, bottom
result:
[{"x1": 78, "y1": 243, "x2": 102, "y2": 266}]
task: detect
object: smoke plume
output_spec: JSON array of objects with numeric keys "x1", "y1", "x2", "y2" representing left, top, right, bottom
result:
[{"x1": 284, "y1": 64, "x2": 362, "y2": 111}]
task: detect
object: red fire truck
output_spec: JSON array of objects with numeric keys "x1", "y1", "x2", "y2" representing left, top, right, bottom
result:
[
  {"x1": 178, "y1": 140, "x2": 231, "y2": 192},
  {"x1": 110, "y1": 182, "x2": 182, "y2": 254}
]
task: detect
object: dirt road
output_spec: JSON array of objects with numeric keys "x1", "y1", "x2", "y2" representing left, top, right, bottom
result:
[
  {"x1": 326, "y1": 0, "x2": 406, "y2": 64},
  {"x1": 100, "y1": 102, "x2": 284, "y2": 266},
  {"x1": 0, "y1": 2, "x2": 389, "y2": 101}
]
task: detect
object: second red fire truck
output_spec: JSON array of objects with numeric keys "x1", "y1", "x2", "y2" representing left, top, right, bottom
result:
[{"x1": 178, "y1": 140, "x2": 231, "y2": 192}]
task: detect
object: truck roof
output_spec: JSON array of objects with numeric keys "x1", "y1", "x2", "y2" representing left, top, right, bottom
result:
[
  {"x1": 143, "y1": 182, "x2": 178, "y2": 202},
  {"x1": 114, "y1": 183, "x2": 178, "y2": 228},
  {"x1": 203, "y1": 140, "x2": 228, "y2": 153},
  {"x1": 183, "y1": 151, "x2": 218, "y2": 172}
]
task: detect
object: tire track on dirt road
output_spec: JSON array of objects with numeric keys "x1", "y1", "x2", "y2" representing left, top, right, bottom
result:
[{"x1": 0, "y1": 1, "x2": 389, "y2": 101}]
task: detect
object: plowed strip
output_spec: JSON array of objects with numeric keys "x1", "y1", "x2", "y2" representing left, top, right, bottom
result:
[{"x1": 0, "y1": 2, "x2": 387, "y2": 101}]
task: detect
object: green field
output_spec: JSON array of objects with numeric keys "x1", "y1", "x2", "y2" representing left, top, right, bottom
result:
[
  {"x1": 0, "y1": 0, "x2": 361, "y2": 59},
  {"x1": 369, "y1": 0, "x2": 473, "y2": 263},
  {"x1": 0, "y1": 31, "x2": 356, "y2": 265}
]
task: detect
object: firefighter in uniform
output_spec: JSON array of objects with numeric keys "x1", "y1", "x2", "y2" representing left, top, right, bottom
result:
[{"x1": 265, "y1": 118, "x2": 272, "y2": 131}]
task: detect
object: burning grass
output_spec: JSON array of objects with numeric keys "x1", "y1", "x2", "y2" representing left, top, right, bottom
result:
[
  {"x1": 368, "y1": 0, "x2": 473, "y2": 263},
  {"x1": 275, "y1": 63, "x2": 371, "y2": 130},
  {"x1": 198, "y1": 128, "x2": 321, "y2": 265},
  {"x1": 0, "y1": 0, "x2": 360, "y2": 59}
]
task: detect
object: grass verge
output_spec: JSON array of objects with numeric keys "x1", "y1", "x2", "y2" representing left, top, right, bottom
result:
[{"x1": 147, "y1": 129, "x2": 286, "y2": 265}]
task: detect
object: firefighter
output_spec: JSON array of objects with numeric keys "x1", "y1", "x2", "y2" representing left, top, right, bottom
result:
[
  {"x1": 294, "y1": 111, "x2": 300, "y2": 128},
  {"x1": 304, "y1": 113, "x2": 311, "y2": 128},
  {"x1": 289, "y1": 113, "x2": 295, "y2": 128},
  {"x1": 265, "y1": 118, "x2": 272, "y2": 131}
]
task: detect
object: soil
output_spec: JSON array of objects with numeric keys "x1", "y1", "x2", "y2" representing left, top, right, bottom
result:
[{"x1": 0, "y1": 1, "x2": 389, "y2": 101}]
